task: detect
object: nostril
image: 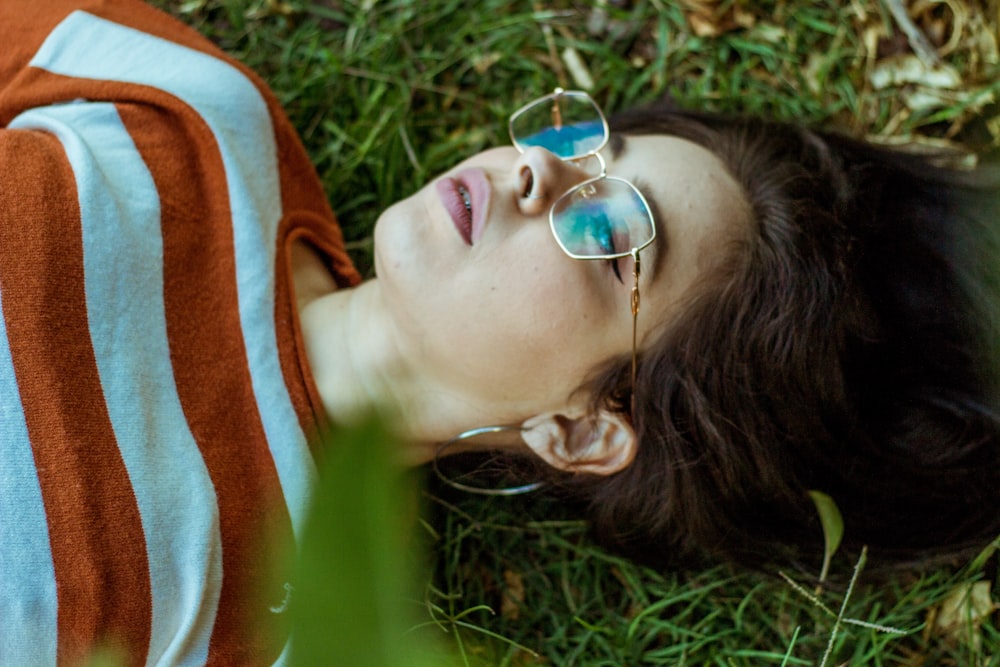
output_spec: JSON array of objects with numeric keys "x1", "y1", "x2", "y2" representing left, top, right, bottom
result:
[
  {"x1": 520, "y1": 166, "x2": 546, "y2": 200},
  {"x1": 519, "y1": 166, "x2": 534, "y2": 198}
]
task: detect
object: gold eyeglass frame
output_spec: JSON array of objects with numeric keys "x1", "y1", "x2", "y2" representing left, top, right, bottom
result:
[{"x1": 509, "y1": 88, "x2": 657, "y2": 420}]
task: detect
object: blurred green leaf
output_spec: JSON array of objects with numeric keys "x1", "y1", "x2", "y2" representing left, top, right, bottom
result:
[
  {"x1": 808, "y1": 490, "x2": 845, "y2": 584},
  {"x1": 289, "y1": 415, "x2": 451, "y2": 667}
]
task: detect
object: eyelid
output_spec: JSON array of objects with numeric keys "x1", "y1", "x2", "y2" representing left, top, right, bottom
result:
[
  {"x1": 609, "y1": 136, "x2": 661, "y2": 230},
  {"x1": 599, "y1": 138, "x2": 659, "y2": 225},
  {"x1": 632, "y1": 179, "x2": 662, "y2": 227},
  {"x1": 628, "y1": 177, "x2": 663, "y2": 286},
  {"x1": 605, "y1": 135, "x2": 662, "y2": 285}
]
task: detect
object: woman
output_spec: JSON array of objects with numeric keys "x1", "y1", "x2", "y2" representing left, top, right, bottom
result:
[{"x1": 2, "y1": 0, "x2": 998, "y2": 664}]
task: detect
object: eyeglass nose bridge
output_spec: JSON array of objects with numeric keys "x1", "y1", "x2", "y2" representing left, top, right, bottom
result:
[
  {"x1": 570, "y1": 150, "x2": 607, "y2": 179},
  {"x1": 555, "y1": 152, "x2": 606, "y2": 203},
  {"x1": 537, "y1": 151, "x2": 606, "y2": 208}
]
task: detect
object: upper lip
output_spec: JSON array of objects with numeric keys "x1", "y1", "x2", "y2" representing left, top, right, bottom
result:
[{"x1": 436, "y1": 168, "x2": 490, "y2": 245}]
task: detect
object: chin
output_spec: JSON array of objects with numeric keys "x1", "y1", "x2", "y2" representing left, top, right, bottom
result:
[{"x1": 371, "y1": 199, "x2": 417, "y2": 278}]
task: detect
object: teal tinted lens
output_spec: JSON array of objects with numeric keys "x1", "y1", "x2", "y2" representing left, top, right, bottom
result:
[
  {"x1": 516, "y1": 120, "x2": 606, "y2": 158},
  {"x1": 551, "y1": 178, "x2": 654, "y2": 257},
  {"x1": 510, "y1": 92, "x2": 607, "y2": 159}
]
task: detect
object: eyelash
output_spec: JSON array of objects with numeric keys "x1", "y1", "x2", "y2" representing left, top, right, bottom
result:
[{"x1": 607, "y1": 258, "x2": 623, "y2": 283}]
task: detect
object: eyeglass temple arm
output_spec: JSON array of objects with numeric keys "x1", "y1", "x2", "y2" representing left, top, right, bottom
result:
[{"x1": 630, "y1": 248, "x2": 640, "y2": 420}]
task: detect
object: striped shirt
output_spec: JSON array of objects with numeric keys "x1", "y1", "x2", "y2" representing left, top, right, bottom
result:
[{"x1": 0, "y1": 1, "x2": 360, "y2": 663}]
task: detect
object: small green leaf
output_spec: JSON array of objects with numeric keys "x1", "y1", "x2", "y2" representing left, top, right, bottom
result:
[
  {"x1": 808, "y1": 490, "x2": 844, "y2": 584},
  {"x1": 177, "y1": 0, "x2": 208, "y2": 14},
  {"x1": 289, "y1": 415, "x2": 452, "y2": 667}
]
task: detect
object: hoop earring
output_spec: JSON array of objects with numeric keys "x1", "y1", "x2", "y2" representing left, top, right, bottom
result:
[{"x1": 432, "y1": 425, "x2": 546, "y2": 496}]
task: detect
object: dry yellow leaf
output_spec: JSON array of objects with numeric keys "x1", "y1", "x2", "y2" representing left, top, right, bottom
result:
[
  {"x1": 870, "y1": 54, "x2": 962, "y2": 89},
  {"x1": 501, "y1": 569, "x2": 526, "y2": 620},
  {"x1": 561, "y1": 47, "x2": 595, "y2": 91},
  {"x1": 929, "y1": 581, "x2": 998, "y2": 651},
  {"x1": 471, "y1": 52, "x2": 502, "y2": 76},
  {"x1": 681, "y1": 0, "x2": 751, "y2": 38}
]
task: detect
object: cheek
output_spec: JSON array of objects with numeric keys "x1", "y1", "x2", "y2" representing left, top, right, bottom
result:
[
  {"x1": 372, "y1": 196, "x2": 429, "y2": 278},
  {"x1": 376, "y1": 204, "x2": 619, "y2": 394},
  {"x1": 463, "y1": 239, "x2": 598, "y2": 335},
  {"x1": 437, "y1": 271, "x2": 606, "y2": 394},
  {"x1": 441, "y1": 263, "x2": 609, "y2": 389}
]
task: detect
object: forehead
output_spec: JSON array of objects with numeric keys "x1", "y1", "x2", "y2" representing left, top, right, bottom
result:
[{"x1": 610, "y1": 134, "x2": 750, "y2": 305}]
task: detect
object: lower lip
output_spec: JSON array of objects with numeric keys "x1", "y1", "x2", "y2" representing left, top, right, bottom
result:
[{"x1": 435, "y1": 179, "x2": 473, "y2": 245}]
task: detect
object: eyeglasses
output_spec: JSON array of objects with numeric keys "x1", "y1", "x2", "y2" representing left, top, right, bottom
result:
[{"x1": 509, "y1": 88, "x2": 657, "y2": 420}]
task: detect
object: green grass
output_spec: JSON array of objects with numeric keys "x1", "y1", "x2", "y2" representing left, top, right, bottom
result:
[
  {"x1": 149, "y1": 1, "x2": 1000, "y2": 664},
  {"x1": 154, "y1": 0, "x2": 1000, "y2": 276},
  {"x1": 420, "y1": 489, "x2": 998, "y2": 666}
]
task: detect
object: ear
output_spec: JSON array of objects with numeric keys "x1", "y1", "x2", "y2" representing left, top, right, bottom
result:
[{"x1": 520, "y1": 409, "x2": 637, "y2": 476}]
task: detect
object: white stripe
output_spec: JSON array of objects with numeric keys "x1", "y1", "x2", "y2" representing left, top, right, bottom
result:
[
  {"x1": 0, "y1": 291, "x2": 58, "y2": 666},
  {"x1": 10, "y1": 105, "x2": 221, "y2": 667},
  {"x1": 32, "y1": 10, "x2": 317, "y2": 543}
]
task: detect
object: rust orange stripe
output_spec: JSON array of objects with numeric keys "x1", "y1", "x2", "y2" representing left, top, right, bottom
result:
[
  {"x1": 0, "y1": 128, "x2": 152, "y2": 666},
  {"x1": 119, "y1": 102, "x2": 293, "y2": 664}
]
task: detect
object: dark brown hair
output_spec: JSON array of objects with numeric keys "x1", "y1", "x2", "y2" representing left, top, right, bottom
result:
[{"x1": 569, "y1": 103, "x2": 1000, "y2": 568}]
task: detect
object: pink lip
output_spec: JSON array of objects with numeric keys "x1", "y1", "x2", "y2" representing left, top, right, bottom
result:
[{"x1": 434, "y1": 168, "x2": 490, "y2": 245}]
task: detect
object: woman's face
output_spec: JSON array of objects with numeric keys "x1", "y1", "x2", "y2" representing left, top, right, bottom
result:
[{"x1": 373, "y1": 133, "x2": 750, "y2": 427}]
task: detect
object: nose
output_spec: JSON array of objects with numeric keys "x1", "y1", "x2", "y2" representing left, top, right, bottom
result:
[{"x1": 512, "y1": 146, "x2": 592, "y2": 217}]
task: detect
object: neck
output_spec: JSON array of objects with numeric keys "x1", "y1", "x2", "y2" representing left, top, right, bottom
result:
[{"x1": 299, "y1": 280, "x2": 469, "y2": 464}]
